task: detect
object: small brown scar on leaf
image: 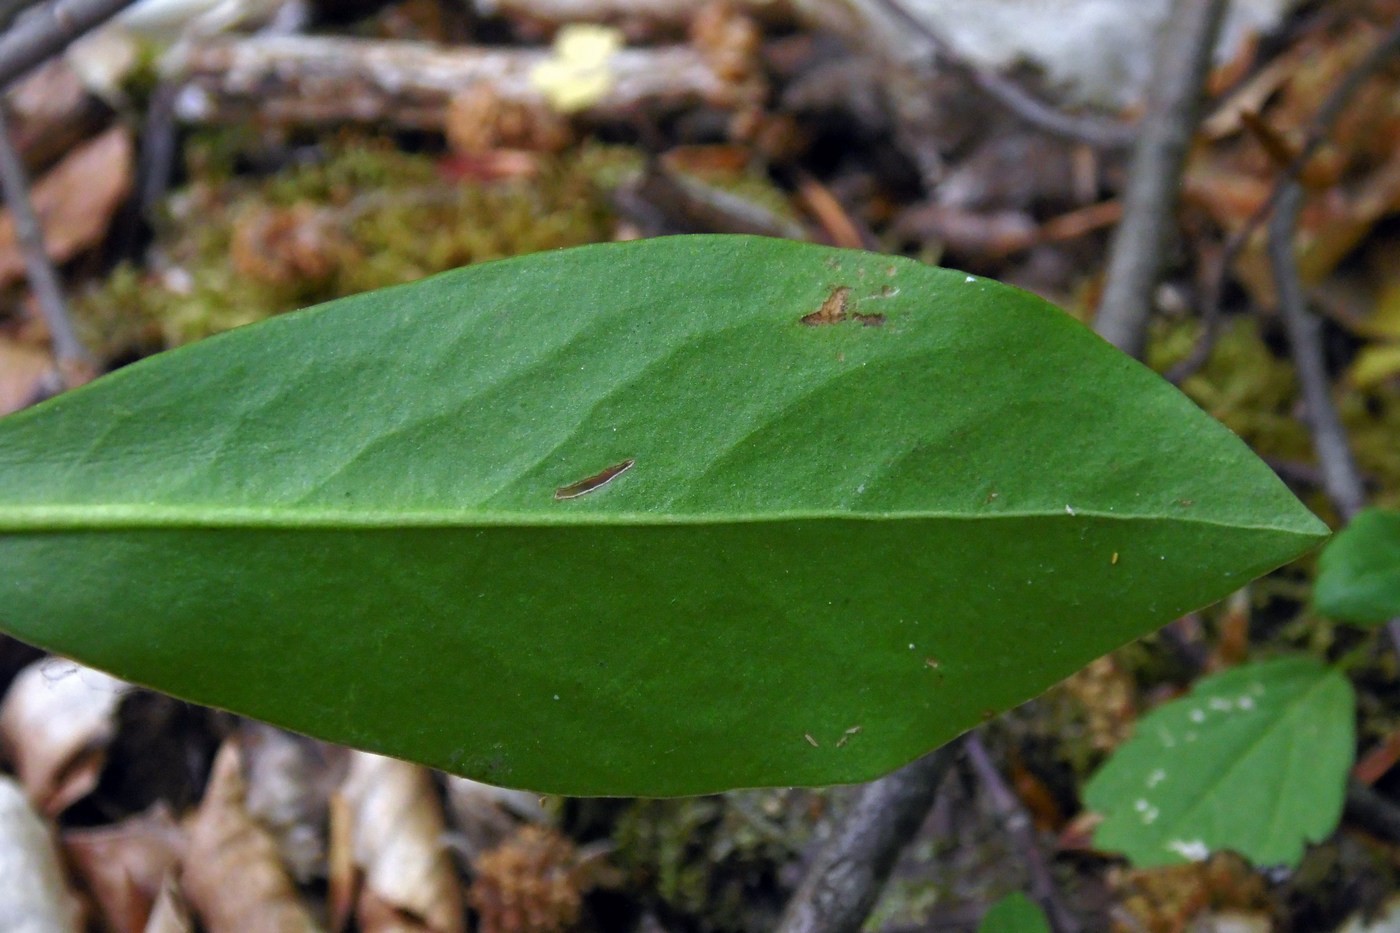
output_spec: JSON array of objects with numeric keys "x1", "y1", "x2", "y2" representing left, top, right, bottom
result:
[
  {"x1": 554, "y1": 458, "x2": 635, "y2": 500},
  {"x1": 800, "y1": 286, "x2": 886, "y2": 327},
  {"x1": 804, "y1": 733, "x2": 819, "y2": 748},
  {"x1": 985, "y1": 491, "x2": 1000, "y2": 503},
  {"x1": 802, "y1": 285, "x2": 850, "y2": 326},
  {"x1": 1177, "y1": 498, "x2": 1195, "y2": 507},
  {"x1": 924, "y1": 657, "x2": 941, "y2": 670}
]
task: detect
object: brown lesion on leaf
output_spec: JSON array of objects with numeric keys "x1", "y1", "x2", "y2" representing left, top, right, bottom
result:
[
  {"x1": 801, "y1": 285, "x2": 849, "y2": 325},
  {"x1": 800, "y1": 285, "x2": 885, "y2": 327},
  {"x1": 554, "y1": 458, "x2": 635, "y2": 500}
]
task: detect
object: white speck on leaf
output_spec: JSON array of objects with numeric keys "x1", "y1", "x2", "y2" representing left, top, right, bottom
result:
[
  {"x1": 965, "y1": 275, "x2": 976, "y2": 283},
  {"x1": 1238, "y1": 696, "x2": 1255, "y2": 710},
  {"x1": 1189, "y1": 709, "x2": 1205, "y2": 723},
  {"x1": 1167, "y1": 839, "x2": 1210, "y2": 861},
  {"x1": 1208, "y1": 697, "x2": 1233, "y2": 712},
  {"x1": 1147, "y1": 768, "x2": 1167, "y2": 788},
  {"x1": 1065, "y1": 504, "x2": 1075, "y2": 515}
]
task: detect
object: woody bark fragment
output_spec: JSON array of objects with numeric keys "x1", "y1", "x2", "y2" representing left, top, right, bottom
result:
[{"x1": 168, "y1": 35, "x2": 752, "y2": 129}]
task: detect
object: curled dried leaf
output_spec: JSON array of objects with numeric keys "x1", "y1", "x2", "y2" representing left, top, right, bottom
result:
[
  {"x1": 338, "y1": 752, "x2": 465, "y2": 933},
  {"x1": 63, "y1": 805, "x2": 185, "y2": 933},
  {"x1": 0, "y1": 658, "x2": 131, "y2": 815},
  {"x1": 182, "y1": 741, "x2": 319, "y2": 933}
]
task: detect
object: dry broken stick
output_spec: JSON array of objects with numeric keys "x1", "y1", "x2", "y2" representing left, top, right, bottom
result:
[
  {"x1": 964, "y1": 734, "x2": 1079, "y2": 933},
  {"x1": 1167, "y1": 16, "x2": 1400, "y2": 383},
  {"x1": 0, "y1": 0, "x2": 141, "y2": 90},
  {"x1": 1092, "y1": 0, "x2": 1227, "y2": 359},
  {"x1": 775, "y1": 743, "x2": 959, "y2": 933},
  {"x1": 1269, "y1": 182, "x2": 1365, "y2": 522},
  {"x1": 168, "y1": 34, "x2": 751, "y2": 129},
  {"x1": 868, "y1": 0, "x2": 1135, "y2": 151},
  {"x1": 0, "y1": 105, "x2": 92, "y2": 385},
  {"x1": 1268, "y1": 181, "x2": 1400, "y2": 652}
]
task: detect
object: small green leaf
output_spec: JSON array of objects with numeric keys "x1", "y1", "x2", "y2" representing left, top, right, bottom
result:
[
  {"x1": 978, "y1": 892, "x2": 1050, "y2": 933},
  {"x1": 0, "y1": 236, "x2": 1327, "y2": 795},
  {"x1": 1084, "y1": 657, "x2": 1354, "y2": 868},
  {"x1": 1315, "y1": 508, "x2": 1400, "y2": 625}
]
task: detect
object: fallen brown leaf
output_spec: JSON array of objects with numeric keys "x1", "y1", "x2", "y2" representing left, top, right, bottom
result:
[
  {"x1": 0, "y1": 126, "x2": 133, "y2": 289},
  {"x1": 241, "y1": 721, "x2": 347, "y2": 884},
  {"x1": 143, "y1": 873, "x2": 194, "y2": 933},
  {"x1": 182, "y1": 740, "x2": 322, "y2": 933},
  {"x1": 0, "y1": 335, "x2": 54, "y2": 416},
  {"x1": 336, "y1": 752, "x2": 465, "y2": 933},
  {"x1": 64, "y1": 805, "x2": 186, "y2": 933},
  {"x1": 0, "y1": 658, "x2": 131, "y2": 816},
  {"x1": 5, "y1": 59, "x2": 109, "y2": 172},
  {"x1": 0, "y1": 774, "x2": 82, "y2": 932}
]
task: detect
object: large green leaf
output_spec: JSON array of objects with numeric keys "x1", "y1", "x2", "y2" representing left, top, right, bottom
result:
[
  {"x1": 0, "y1": 236, "x2": 1326, "y2": 795},
  {"x1": 1084, "y1": 657, "x2": 1354, "y2": 868},
  {"x1": 1315, "y1": 508, "x2": 1400, "y2": 626}
]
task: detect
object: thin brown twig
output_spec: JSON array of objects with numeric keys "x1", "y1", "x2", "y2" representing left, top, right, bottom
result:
[
  {"x1": 0, "y1": 103, "x2": 91, "y2": 382},
  {"x1": 775, "y1": 743, "x2": 959, "y2": 933},
  {"x1": 1345, "y1": 778, "x2": 1400, "y2": 845},
  {"x1": 0, "y1": 0, "x2": 142, "y2": 91},
  {"x1": 1092, "y1": 0, "x2": 1228, "y2": 359},
  {"x1": 1167, "y1": 16, "x2": 1400, "y2": 383},
  {"x1": 869, "y1": 0, "x2": 1136, "y2": 151},
  {"x1": 1268, "y1": 180, "x2": 1400, "y2": 648},
  {"x1": 964, "y1": 735, "x2": 1079, "y2": 933},
  {"x1": 1270, "y1": 182, "x2": 1365, "y2": 520}
]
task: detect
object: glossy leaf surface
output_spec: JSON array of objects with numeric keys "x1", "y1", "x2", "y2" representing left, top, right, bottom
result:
[
  {"x1": 1315, "y1": 508, "x2": 1400, "y2": 625},
  {"x1": 0, "y1": 236, "x2": 1327, "y2": 795},
  {"x1": 1084, "y1": 657, "x2": 1354, "y2": 868}
]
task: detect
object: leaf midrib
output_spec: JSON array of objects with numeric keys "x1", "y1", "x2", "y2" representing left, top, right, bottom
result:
[{"x1": 0, "y1": 504, "x2": 1327, "y2": 534}]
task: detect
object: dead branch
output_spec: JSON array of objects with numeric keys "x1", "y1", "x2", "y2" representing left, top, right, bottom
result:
[
  {"x1": 868, "y1": 0, "x2": 1136, "y2": 151},
  {"x1": 1269, "y1": 180, "x2": 1400, "y2": 648},
  {"x1": 1092, "y1": 0, "x2": 1227, "y2": 359},
  {"x1": 0, "y1": 0, "x2": 141, "y2": 91},
  {"x1": 775, "y1": 744, "x2": 959, "y2": 933},
  {"x1": 169, "y1": 35, "x2": 751, "y2": 129},
  {"x1": 964, "y1": 735, "x2": 1079, "y2": 933},
  {"x1": 1345, "y1": 779, "x2": 1400, "y2": 846},
  {"x1": 477, "y1": 0, "x2": 792, "y2": 30},
  {"x1": 1167, "y1": 16, "x2": 1400, "y2": 383},
  {"x1": 0, "y1": 104, "x2": 91, "y2": 384},
  {"x1": 1269, "y1": 182, "x2": 1365, "y2": 521}
]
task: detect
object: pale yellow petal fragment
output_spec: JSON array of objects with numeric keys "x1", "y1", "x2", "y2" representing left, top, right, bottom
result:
[{"x1": 530, "y1": 24, "x2": 624, "y2": 114}]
